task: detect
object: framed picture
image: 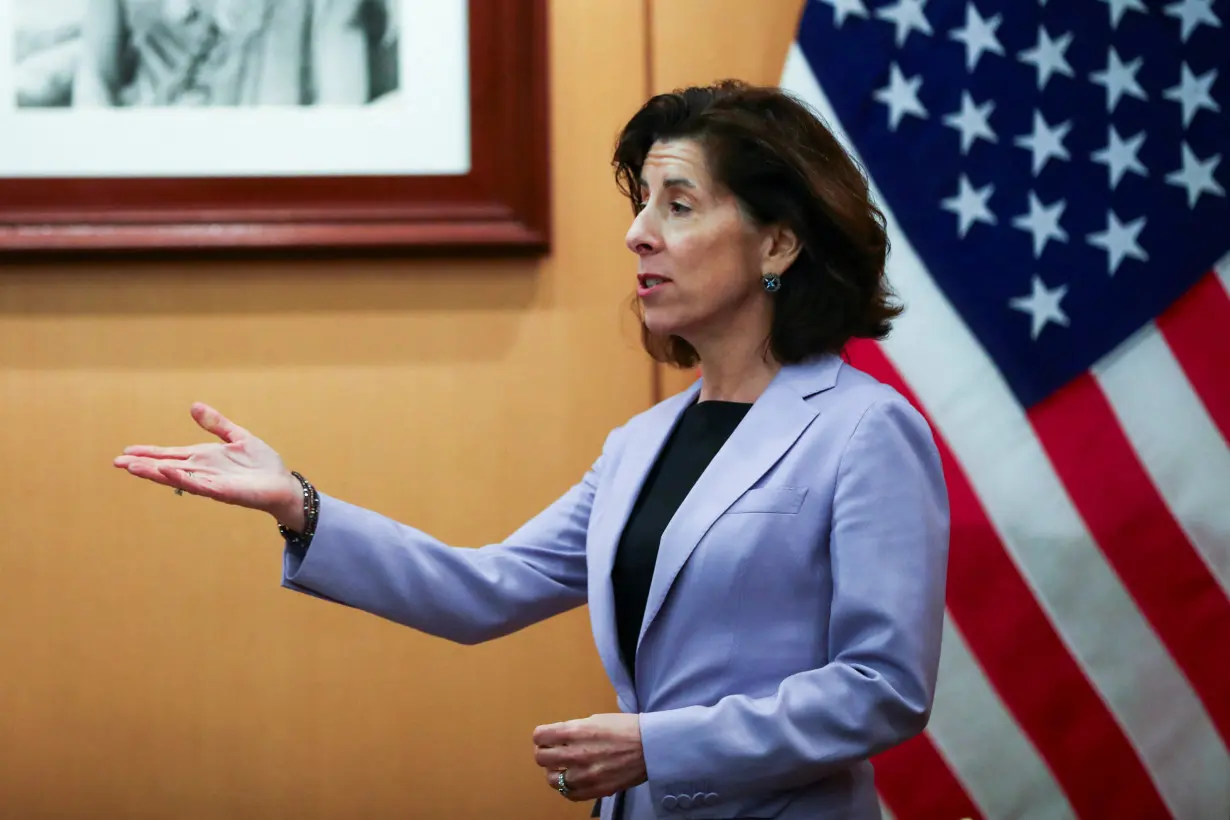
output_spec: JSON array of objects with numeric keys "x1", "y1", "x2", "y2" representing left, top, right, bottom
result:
[{"x1": 0, "y1": 0, "x2": 549, "y2": 255}]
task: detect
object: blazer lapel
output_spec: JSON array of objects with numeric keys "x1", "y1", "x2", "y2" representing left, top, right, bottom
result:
[
  {"x1": 587, "y1": 381, "x2": 701, "y2": 706},
  {"x1": 634, "y1": 357, "x2": 840, "y2": 657}
]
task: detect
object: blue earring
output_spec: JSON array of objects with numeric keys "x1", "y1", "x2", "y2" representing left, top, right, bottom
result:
[{"x1": 762, "y1": 272, "x2": 782, "y2": 293}]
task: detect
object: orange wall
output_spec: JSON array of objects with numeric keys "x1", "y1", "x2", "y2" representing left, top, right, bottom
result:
[{"x1": 0, "y1": 1, "x2": 805, "y2": 817}]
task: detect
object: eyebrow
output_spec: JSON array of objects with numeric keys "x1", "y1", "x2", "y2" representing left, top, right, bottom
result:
[{"x1": 637, "y1": 177, "x2": 698, "y2": 191}]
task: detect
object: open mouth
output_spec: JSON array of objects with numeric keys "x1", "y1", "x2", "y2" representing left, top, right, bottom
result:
[{"x1": 637, "y1": 274, "x2": 672, "y2": 295}]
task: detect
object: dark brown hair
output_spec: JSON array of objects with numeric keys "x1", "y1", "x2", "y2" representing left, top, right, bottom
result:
[{"x1": 612, "y1": 79, "x2": 901, "y2": 368}]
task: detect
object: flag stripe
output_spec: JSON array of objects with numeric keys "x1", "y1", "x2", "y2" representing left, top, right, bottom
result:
[
  {"x1": 849, "y1": 340, "x2": 1165, "y2": 819},
  {"x1": 1094, "y1": 321, "x2": 1230, "y2": 595},
  {"x1": 1155, "y1": 262, "x2": 1230, "y2": 450},
  {"x1": 929, "y1": 617, "x2": 1076, "y2": 820},
  {"x1": 873, "y1": 730, "x2": 983, "y2": 820},
  {"x1": 1029, "y1": 371, "x2": 1230, "y2": 747},
  {"x1": 781, "y1": 43, "x2": 1230, "y2": 818}
]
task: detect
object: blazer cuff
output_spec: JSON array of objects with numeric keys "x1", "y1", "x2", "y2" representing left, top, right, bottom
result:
[{"x1": 639, "y1": 708, "x2": 730, "y2": 817}]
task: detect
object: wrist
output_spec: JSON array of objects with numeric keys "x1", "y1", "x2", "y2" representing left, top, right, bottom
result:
[{"x1": 273, "y1": 472, "x2": 307, "y2": 533}]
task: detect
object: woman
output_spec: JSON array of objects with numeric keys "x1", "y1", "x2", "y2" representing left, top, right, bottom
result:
[{"x1": 114, "y1": 81, "x2": 950, "y2": 820}]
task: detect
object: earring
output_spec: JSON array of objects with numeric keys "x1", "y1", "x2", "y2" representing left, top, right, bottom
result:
[{"x1": 762, "y1": 272, "x2": 782, "y2": 293}]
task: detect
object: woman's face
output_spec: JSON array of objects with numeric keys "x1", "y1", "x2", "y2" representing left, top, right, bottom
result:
[{"x1": 625, "y1": 138, "x2": 787, "y2": 349}]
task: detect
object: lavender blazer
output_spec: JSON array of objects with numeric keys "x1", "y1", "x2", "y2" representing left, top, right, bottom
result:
[{"x1": 282, "y1": 354, "x2": 950, "y2": 820}]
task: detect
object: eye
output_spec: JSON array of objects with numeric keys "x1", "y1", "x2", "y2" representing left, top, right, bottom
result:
[{"x1": 670, "y1": 201, "x2": 692, "y2": 215}]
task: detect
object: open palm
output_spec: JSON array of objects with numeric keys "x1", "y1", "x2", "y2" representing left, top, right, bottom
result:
[{"x1": 114, "y1": 402, "x2": 299, "y2": 519}]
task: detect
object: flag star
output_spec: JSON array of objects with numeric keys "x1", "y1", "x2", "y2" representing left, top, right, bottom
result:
[
  {"x1": 1165, "y1": 142, "x2": 1225, "y2": 208},
  {"x1": 1014, "y1": 111, "x2": 1072, "y2": 175},
  {"x1": 1009, "y1": 275, "x2": 1070, "y2": 340},
  {"x1": 943, "y1": 91, "x2": 997, "y2": 153},
  {"x1": 1164, "y1": 0, "x2": 1221, "y2": 41},
  {"x1": 816, "y1": 0, "x2": 869, "y2": 27},
  {"x1": 1087, "y1": 211, "x2": 1148, "y2": 276},
  {"x1": 874, "y1": 63, "x2": 928, "y2": 130},
  {"x1": 949, "y1": 3, "x2": 1004, "y2": 71},
  {"x1": 1018, "y1": 26, "x2": 1075, "y2": 91},
  {"x1": 1090, "y1": 47, "x2": 1148, "y2": 113},
  {"x1": 1101, "y1": 0, "x2": 1148, "y2": 27},
  {"x1": 875, "y1": 0, "x2": 933, "y2": 47},
  {"x1": 1012, "y1": 192, "x2": 1068, "y2": 257},
  {"x1": 1091, "y1": 125, "x2": 1147, "y2": 189},
  {"x1": 1163, "y1": 63, "x2": 1221, "y2": 127},
  {"x1": 941, "y1": 174, "x2": 996, "y2": 237}
]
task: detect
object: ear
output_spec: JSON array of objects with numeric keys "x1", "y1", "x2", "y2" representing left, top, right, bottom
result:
[{"x1": 760, "y1": 223, "x2": 802, "y2": 277}]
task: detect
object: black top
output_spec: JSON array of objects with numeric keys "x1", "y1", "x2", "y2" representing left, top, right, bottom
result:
[{"x1": 610, "y1": 399, "x2": 752, "y2": 677}]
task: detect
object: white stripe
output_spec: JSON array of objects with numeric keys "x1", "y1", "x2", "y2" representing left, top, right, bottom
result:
[
  {"x1": 878, "y1": 797, "x2": 895, "y2": 820},
  {"x1": 1093, "y1": 322, "x2": 1230, "y2": 594},
  {"x1": 928, "y1": 616, "x2": 1075, "y2": 820},
  {"x1": 1217, "y1": 250, "x2": 1230, "y2": 293},
  {"x1": 782, "y1": 43, "x2": 1230, "y2": 819}
]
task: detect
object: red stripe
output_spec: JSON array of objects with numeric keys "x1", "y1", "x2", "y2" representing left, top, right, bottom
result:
[
  {"x1": 874, "y1": 733, "x2": 983, "y2": 820},
  {"x1": 1156, "y1": 270, "x2": 1230, "y2": 444},
  {"x1": 1030, "y1": 372, "x2": 1230, "y2": 743},
  {"x1": 848, "y1": 340, "x2": 1173, "y2": 819}
]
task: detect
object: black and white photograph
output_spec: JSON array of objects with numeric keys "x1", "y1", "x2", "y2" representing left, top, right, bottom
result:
[
  {"x1": 0, "y1": 0, "x2": 469, "y2": 178},
  {"x1": 15, "y1": 0, "x2": 400, "y2": 108}
]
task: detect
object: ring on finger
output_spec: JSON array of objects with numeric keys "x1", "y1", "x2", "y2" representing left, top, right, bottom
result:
[{"x1": 556, "y1": 769, "x2": 570, "y2": 797}]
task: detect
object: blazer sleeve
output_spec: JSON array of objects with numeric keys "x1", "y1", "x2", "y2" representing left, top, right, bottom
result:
[
  {"x1": 279, "y1": 426, "x2": 623, "y2": 645},
  {"x1": 638, "y1": 396, "x2": 950, "y2": 802}
]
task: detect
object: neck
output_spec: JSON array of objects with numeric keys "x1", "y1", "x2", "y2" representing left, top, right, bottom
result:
[
  {"x1": 694, "y1": 341, "x2": 780, "y2": 403},
  {"x1": 686, "y1": 295, "x2": 780, "y2": 403}
]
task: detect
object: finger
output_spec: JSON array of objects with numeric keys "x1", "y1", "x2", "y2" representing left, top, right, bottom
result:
[
  {"x1": 190, "y1": 403, "x2": 248, "y2": 443},
  {"x1": 156, "y1": 465, "x2": 229, "y2": 502},
  {"x1": 119, "y1": 457, "x2": 178, "y2": 486},
  {"x1": 532, "y1": 721, "x2": 575, "y2": 747},
  {"x1": 534, "y1": 744, "x2": 576, "y2": 770},
  {"x1": 544, "y1": 766, "x2": 596, "y2": 803},
  {"x1": 119, "y1": 444, "x2": 201, "y2": 459}
]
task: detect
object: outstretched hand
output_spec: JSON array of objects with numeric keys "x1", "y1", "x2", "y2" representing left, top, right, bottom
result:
[
  {"x1": 113, "y1": 402, "x2": 303, "y2": 529},
  {"x1": 533, "y1": 713, "x2": 647, "y2": 802}
]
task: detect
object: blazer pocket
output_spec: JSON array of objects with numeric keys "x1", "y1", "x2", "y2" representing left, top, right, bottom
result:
[{"x1": 726, "y1": 486, "x2": 808, "y2": 515}]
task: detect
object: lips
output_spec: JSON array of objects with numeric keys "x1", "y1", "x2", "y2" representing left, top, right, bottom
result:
[{"x1": 637, "y1": 273, "x2": 672, "y2": 288}]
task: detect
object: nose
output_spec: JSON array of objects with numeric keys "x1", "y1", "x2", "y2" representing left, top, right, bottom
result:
[{"x1": 625, "y1": 208, "x2": 662, "y2": 256}]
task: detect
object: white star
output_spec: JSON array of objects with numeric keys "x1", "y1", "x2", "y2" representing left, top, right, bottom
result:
[
  {"x1": 1163, "y1": 63, "x2": 1221, "y2": 127},
  {"x1": 943, "y1": 92, "x2": 997, "y2": 154},
  {"x1": 1014, "y1": 111, "x2": 1072, "y2": 175},
  {"x1": 941, "y1": 174, "x2": 997, "y2": 237},
  {"x1": 1012, "y1": 192, "x2": 1068, "y2": 257},
  {"x1": 1101, "y1": 0, "x2": 1148, "y2": 27},
  {"x1": 1091, "y1": 125, "x2": 1147, "y2": 189},
  {"x1": 1009, "y1": 275, "x2": 1070, "y2": 340},
  {"x1": 875, "y1": 0, "x2": 933, "y2": 47},
  {"x1": 1164, "y1": 0, "x2": 1221, "y2": 41},
  {"x1": 1018, "y1": 26, "x2": 1075, "y2": 91},
  {"x1": 874, "y1": 63, "x2": 928, "y2": 130},
  {"x1": 1165, "y1": 142, "x2": 1225, "y2": 208},
  {"x1": 1090, "y1": 46, "x2": 1148, "y2": 113},
  {"x1": 949, "y1": 3, "x2": 1004, "y2": 70},
  {"x1": 1087, "y1": 210, "x2": 1149, "y2": 276},
  {"x1": 816, "y1": 0, "x2": 869, "y2": 27}
]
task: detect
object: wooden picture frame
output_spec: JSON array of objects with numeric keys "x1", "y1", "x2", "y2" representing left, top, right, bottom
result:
[{"x1": 0, "y1": 0, "x2": 550, "y2": 256}]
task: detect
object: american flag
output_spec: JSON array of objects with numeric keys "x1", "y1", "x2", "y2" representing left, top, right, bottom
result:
[{"x1": 782, "y1": 1, "x2": 1230, "y2": 817}]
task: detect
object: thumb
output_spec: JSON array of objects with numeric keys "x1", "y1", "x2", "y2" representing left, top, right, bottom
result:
[{"x1": 190, "y1": 402, "x2": 247, "y2": 443}]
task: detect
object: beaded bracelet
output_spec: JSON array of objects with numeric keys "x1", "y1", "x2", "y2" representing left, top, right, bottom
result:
[{"x1": 278, "y1": 470, "x2": 320, "y2": 549}]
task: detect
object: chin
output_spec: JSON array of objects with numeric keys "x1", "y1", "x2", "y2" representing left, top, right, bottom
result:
[{"x1": 640, "y1": 307, "x2": 686, "y2": 339}]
